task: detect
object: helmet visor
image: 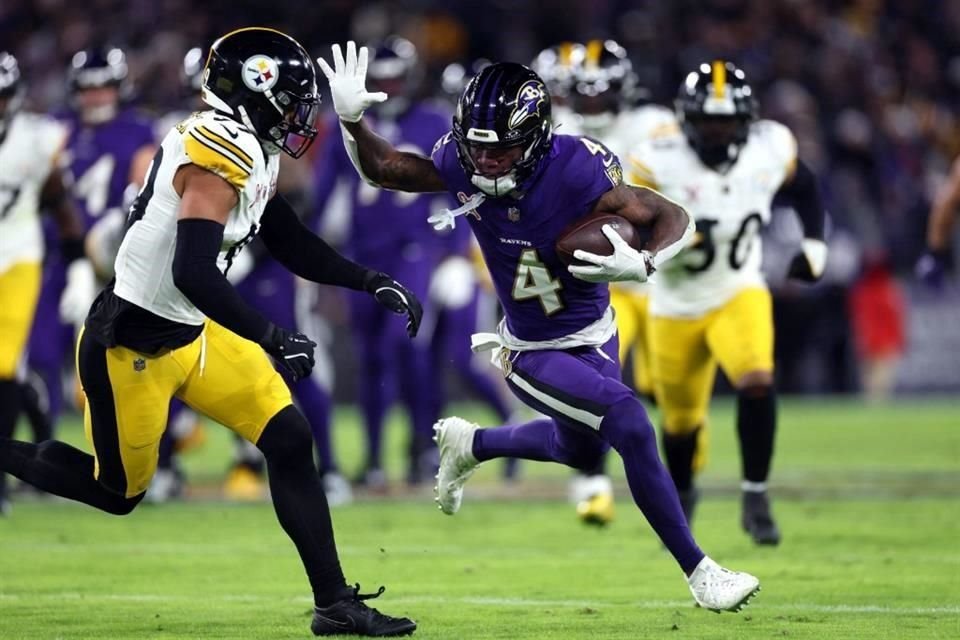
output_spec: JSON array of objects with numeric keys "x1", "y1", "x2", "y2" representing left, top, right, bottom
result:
[{"x1": 276, "y1": 93, "x2": 320, "y2": 158}]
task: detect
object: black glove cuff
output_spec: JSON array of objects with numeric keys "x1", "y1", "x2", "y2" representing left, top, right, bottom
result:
[
  {"x1": 259, "y1": 322, "x2": 281, "y2": 350},
  {"x1": 363, "y1": 270, "x2": 387, "y2": 293}
]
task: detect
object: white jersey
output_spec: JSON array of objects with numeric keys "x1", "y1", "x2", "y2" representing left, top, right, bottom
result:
[
  {"x1": 114, "y1": 110, "x2": 279, "y2": 325},
  {"x1": 0, "y1": 112, "x2": 67, "y2": 273},
  {"x1": 628, "y1": 119, "x2": 797, "y2": 317}
]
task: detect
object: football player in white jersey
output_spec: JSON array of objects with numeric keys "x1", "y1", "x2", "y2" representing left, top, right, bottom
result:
[
  {"x1": 628, "y1": 61, "x2": 828, "y2": 545},
  {"x1": 0, "y1": 29, "x2": 420, "y2": 636},
  {"x1": 560, "y1": 39, "x2": 679, "y2": 526},
  {"x1": 0, "y1": 52, "x2": 95, "y2": 516}
]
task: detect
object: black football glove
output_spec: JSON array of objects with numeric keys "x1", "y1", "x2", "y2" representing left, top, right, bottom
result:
[
  {"x1": 260, "y1": 323, "x2": 317, "y2": 381},
  {"x1": 365, "y1": 271, "x2": 423, "y2": 338}
]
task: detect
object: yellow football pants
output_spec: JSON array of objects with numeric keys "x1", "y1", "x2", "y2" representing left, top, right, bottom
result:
[
  {"x1": 77, "y1": 321, "x2": 291, "y2": 497},
  {"x1": 0, "y1": 261, "x2": 42, "y2": 379},
  {"x1": 648, "y1": 286, "x2": 774, "y2": 438}
]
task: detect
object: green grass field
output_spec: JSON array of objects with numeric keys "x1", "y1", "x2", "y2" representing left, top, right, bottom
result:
[{"x1": 1, "y1": 398, "x2": 958, "y2": 639}]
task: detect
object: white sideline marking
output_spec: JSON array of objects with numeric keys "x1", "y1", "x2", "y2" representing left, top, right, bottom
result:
[{"x1": 0, "y1": 592, "x2": 956, "y2": 615}]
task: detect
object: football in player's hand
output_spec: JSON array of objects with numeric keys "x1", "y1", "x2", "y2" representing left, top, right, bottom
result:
[{"x1": 555, "y1": 212, "x2": 642, "y2": 266}]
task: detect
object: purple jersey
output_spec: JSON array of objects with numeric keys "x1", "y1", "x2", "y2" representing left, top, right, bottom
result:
[
  {"x1": 58, "y1": 108, "x2": 155, "y2": 229},
  {"x1": 314, "y1": 104, "x2": 453, "y2": 267},
  {"x1": 431, "y1": 132, "x2": 621, "y2": 341}
]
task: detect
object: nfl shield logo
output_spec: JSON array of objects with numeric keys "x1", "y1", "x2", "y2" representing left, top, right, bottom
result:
[
  {"x1": 133, "y1": 358, "x2": 146, "y2": 372},
  {"x1": 507, "y1": 207, "x2": 521, "y2": 222}
]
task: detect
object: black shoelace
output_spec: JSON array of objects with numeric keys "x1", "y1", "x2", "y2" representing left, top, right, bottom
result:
[{"x1": 353, "y1": 584, "x2": 386, "y2": 601}]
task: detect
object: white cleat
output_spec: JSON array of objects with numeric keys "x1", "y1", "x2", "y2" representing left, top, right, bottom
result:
[
  {"x1": 433, "y1": 417, "x2": 480, "y2": 515},
  {"x1": 687, "y1": 556, "x2": 761, "y2": 613},
  {"x1": 322, "y1": 472, "x2": 354, "y2": 507}
]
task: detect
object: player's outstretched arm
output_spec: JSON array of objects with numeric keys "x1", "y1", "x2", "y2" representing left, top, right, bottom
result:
[
  {"x1": 259, "y1": 195, "x2": 423, "y2": 337},
  {"x1": 317, "y1": 41, "x2": 445, "y2": 193},
  {"x1": 40, "y1": 167, "x2": 96, "y2": 324}
]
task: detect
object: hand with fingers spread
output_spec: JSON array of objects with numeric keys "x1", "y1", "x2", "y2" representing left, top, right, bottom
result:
[
  {"x1": 316, "y1": 41, "x2": 387, "y2": 123},
  {"x1": 568, "y1": 224, "x2": 655, "y2": 283}
]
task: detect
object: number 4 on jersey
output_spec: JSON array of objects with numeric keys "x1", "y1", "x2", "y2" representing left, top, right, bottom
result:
[{"x1": 512, "y1": 249, "x2": 563, "y2": 315}]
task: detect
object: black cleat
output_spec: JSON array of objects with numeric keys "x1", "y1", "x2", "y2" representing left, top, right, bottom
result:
[
  {"x1": 678, "y1": 487, "x2": 699, "y2": 527},
  {"x1": 312, "y1": 584, "x2": 416, "y2": 637},
  {"x1": 741, "y1": 491, "x2": 781, "y2": 546}
]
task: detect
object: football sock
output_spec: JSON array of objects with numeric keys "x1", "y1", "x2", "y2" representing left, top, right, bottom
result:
[
  {"x1": 0, "y1": 379, "x2": 22, "y2": 500},
  {"x1": 581, "y1": 453, "x2": 607, "y2": 477},
  {"x1": 662, "y1": 427, "x2": 701, "y2": 492},
  {"x1": 0, "y1": 438, "x2": 142, "y2": 514},
  {"x1": 473, "y1": 417, "x2": 608, "y2": 472},
  {"x1": 737, "y1": 387, "x2": 776, "y2": 484},
  {"x1": 257, "y1": 406, "x2": 347, "y2": 607},
  {"x1": 600, "y1": 398, "x2": 704, "y2": 573}
]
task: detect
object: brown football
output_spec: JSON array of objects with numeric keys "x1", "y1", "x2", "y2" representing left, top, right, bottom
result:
[{"x1": 555, "y1": 212, "x2": 642, "y2": 266}]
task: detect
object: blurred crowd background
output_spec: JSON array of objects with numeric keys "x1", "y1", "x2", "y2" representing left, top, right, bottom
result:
[{"x1": 3, "y1": 0, "x2": 959, "y2": 395}]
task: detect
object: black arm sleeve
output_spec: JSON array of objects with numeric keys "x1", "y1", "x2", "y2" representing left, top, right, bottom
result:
[
  {"x1": 773, "y1": 158, "x2": 825, "y2": 240},
  {"x1": 172, "y1": 218, "x2": 272, "y2": 344},
  {"x1": 258, "y1": 194, "x2": 375, "y2": 291}
]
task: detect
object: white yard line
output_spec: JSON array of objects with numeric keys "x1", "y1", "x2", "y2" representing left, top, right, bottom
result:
[{"x1": 0, "y1": 592, "x2": 956, "y2": 615}]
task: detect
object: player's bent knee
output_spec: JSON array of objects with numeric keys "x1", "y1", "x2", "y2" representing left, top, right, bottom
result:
[
  {"x1": 107, "y1": 492, "x2": 145, "y2": 516},
  {"x1": 599, "y1": 398, "x2": 655, "y2": 452},
  {"x1": 662, "y1": 413, "x2": 706, "y2": 436},
  {"x1": 256, "y1": 404, "x2": 313, "y2": 463},
  {"x1": 95, "y1": 489, "x2": 144, "y2": 516}
]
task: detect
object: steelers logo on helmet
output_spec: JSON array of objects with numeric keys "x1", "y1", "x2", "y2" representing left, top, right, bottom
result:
[
  {"x1": 242, "y1": 55, "x2": 280, "y2": 93},
  {"x1": 509, "y1": 80, "x2": 546, "y2": 130}
]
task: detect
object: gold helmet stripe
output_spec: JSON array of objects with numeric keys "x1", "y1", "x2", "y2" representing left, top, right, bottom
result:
[
  {"x1": 586, "y1": 40, "x2": 604, "y2": 68},
  {"x1": 712, "y1": 60, "x2": 727, "y2": 98}
]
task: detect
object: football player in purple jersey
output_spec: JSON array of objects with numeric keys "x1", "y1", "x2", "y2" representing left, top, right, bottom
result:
[{"x1": 318, "y1": 41, "x2": 762, "y2": 613}]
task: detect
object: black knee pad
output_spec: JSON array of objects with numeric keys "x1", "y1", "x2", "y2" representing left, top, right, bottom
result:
[{"x1": 256, "y1": 405, "x2": 314, "y2": 464}]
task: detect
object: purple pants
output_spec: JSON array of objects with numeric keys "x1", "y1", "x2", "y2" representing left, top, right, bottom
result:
[{"x1": 473, "y1": 334, "x2": 705, "y2": 573}]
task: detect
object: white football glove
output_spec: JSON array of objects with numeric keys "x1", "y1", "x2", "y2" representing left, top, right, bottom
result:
[
  {"x1": 59, "y1": 258, "x2": 97, "y2": 325},
  {"x1": 316, "y1": 41, "x2": 387, "y2": 123},
  {"x1": 429, "y1": 256, "x2": 476, "y2": 309},
  {"x1": 787, "y1": 238, "x2": 828, "y2": 282},
  {"x1": 568, "y1": 225, "x2": 654, "y2": 284}
]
